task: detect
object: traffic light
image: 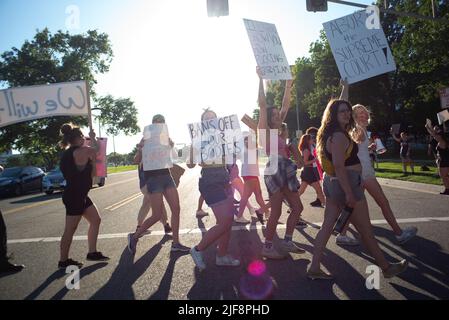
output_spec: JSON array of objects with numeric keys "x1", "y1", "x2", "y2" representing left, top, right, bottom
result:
[
  {"x1": 306, "y1": 0, "x2": 328, "y2": 12},
  {"x1": 207, "y1": 0, "x2": 229, "y2": 17}
]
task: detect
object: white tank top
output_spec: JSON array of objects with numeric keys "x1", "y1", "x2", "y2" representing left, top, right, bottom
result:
[{"x1": 357, "y1": 128, "x2": 375, "y2": 177}]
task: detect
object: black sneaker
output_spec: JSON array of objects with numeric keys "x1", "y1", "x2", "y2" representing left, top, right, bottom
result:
[
  {"x1": 310, "y1": 199, "x2": 323, "y2": 208},
  {"x1": 0, "y1": 261, "x2": 25, "y2": 274},
  {"x1": 58, "y1": 258, "x2": 83, "y2": 269},
  {"x1": 164, "y1": 223, "x2": 173, "y2": 234},
  {"x1": 255, "y1": 209, "x2": 265, "y2": 225},
  {"x1": 86, "y1": 252, "x2": 110, "y2": 261},
  {"x1": 233, "y1": 199, "x2": 240, "y2": 205},
  {"x1": 296, "y1": 219, "x2": 308, "y2": 228}
]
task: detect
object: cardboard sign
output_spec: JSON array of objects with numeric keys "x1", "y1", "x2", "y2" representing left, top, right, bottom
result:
[
  {"x1": 241, "y1": 114, "x2": 258, "y2": 131},
  {"x1": 0, "y1": 81, "x2": 89, "y2": 128},
  {"x1": 243, "y1": 18, "x2": 292, "y2": 80},
  {"x1": 187, "y1": 114, "x2": 243, "y2": 165},
  {"x1": 85, "y1": 137, "x2": 108, "y2": 177},
  {"x1": 437, "y1": 109, "x2": 449, "y2": 125},
  {"x1": 439, "y1": 88, "x2": 449, "y2": 109},
  {"x1": 323, "y1": 10, "x2": 396, "y2": 84},
  {"x1": 142, "y1": 124, "x2": 173, "y2": 171}
]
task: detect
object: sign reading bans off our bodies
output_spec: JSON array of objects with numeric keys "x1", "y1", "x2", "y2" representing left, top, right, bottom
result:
[
  {"x1": 187, "y1": 114, "x2": 243, "y2": 165},
  {"x1": 243, "y1": 18, "x2": 292, "y2": 80},
  {"x1": 0, "y1": 81, "x2": 89, "y2": 128},
  {"x1": 323, "y1": 10, "x2": 396, "y2": 84},
  {"x1": 142, "y1": 124, "x2": 173, "y2": 171}
]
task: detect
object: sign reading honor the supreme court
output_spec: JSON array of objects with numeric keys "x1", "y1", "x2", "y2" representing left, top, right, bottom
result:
[
  {"x1": 243, "y1": 18, "x2": 292, "y2": 80},
  {"x1": 0, "y1": 81, "x2": 89, "y2": 128},
  {"x1": 187, "y1": 114, "x2": 243, "y2": 165},
  {"x1": 323, "y1": 10, "x2": 396, "y2": 84}
]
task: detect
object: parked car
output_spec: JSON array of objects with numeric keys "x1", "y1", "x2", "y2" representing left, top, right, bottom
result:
[
  {"x1": 0, "y1": 166, "x2": 45, "y2": 197},
  {"x1": 42, "y1": 167, "x2": 66, "y2": 195}
]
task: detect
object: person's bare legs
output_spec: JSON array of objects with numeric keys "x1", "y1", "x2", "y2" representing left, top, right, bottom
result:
[
  {"x1": 237, "y1": 182, "x2": 253, "y2": 218},
  {"x1": 364, "y1": 178, "x2": 402, "y2": 235},
  {"x1": 282, "y1": 188, "x2": 303, "y2": 236},
  {"x1": 197, "y1": 195, "x2": 205, "y2": 211},
  {"x1": 215, "y1": 200, "x2": 236, "y2": 257},
  {"x1": 439, "y1": 167, "x2": 449, "y2": 189},
  {"x1": 159, "y1": 201, "x2": 169, "y2": 226},
  {"x1": 60, "y1": 215, "x2": 82, "y2": 261},
  {"x1": 137, "y1": 187, "x2": 151, "y2": 227},
  {"x1": 196, "y1": 198, "x2": 234, "y2": 254},
  {"x1": 298, "y1": 182, "x2": 308, "y2": 197},
  {"x1": 264, "y1": 191, "x2": 283, "y2": 242},
  {"x1": 232, "y1": 178, "x2": 254, "y2": 211},
  {"x1": 309, "y1": 199, "x2": 340, "y2": 272},
  {"x1": 310, "y1": 182, "x2": 325, "y2": 205},
  {"x1": 163, "y1": 187, "x2": 181, "y2": 244},
  {"x1": 253, "y1": 180, "x2": 270, "y2": 214},
  {"x1": 348, "y1": 199, "x2": 390, "y2": 271},
  {"x1": 82, "y1": 204, "x2": 102, "y2": 254},
  {"x1": 134, "y1": 193, "x2": 164, "y2": 239}
]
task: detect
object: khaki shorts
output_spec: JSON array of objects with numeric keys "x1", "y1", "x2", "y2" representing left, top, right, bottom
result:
[{"x1": 323, "y1": 170, "x2": 365, "y2": 207}]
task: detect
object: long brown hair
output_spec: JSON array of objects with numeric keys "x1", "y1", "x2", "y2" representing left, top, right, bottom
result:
[
  {"x1": 60, "y1": 123, "x2": 83, "y2": 149},
  {"x1": 317, "y1": 99, "x2": 354, "y2": 163},
  {"x1": 299, "y1": 134, "x2": 312, "y2": 153}
]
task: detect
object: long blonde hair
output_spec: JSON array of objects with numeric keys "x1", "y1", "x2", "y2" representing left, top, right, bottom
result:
[{"x1": 351, "y1": 104, "x2": 371, "y2": 144}]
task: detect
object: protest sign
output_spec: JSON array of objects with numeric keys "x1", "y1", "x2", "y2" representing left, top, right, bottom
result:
[
  {"x1": 323, "y1": 10, "x2": 396, "y2": 84},
  {"x1": 0, "y1": 81, "x2": 89, "y2": 128},
  {"x1": 85, "y1": 137, "x2": 108, "y2": 177},
  {"x1": 142, "y1": 124, "x2": 173, "y2": 171},
  {"x1": 187, "y1": 114, "x2": 243, "y2": 165},
  {"x1": 243, "y1": 18, "x2": 292, "y2": 80},
  {"x1": 241, "y1": 114, "x2": 258, "y2": 131},
  {"x1": 439, "y1": 88, "x2": 449, "y2": 109}
]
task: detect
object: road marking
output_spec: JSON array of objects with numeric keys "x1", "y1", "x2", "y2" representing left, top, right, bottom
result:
[
  {"x1": 104, "y1": 193, "x2": 142, "y2": 211},
  {"x1": 2, "y1": 177, "x2": 138, "y2": 215},
  {"x1": 377, "y1": 182, "x2": 441, "y2": 195},
  {"x1": 7, "y1": 216, "x2": 449, "y2": 244}
]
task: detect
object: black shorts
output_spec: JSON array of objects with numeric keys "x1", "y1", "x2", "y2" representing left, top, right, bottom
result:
[
  {"x1": 300, "y1": 167, "x2": 320, "y2": 184},
  {"x1": 62, "y1": 193, "x2": 94, "y2": 216}
]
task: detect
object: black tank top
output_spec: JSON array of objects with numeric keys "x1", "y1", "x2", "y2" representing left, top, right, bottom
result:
[
  {"x1": 437, "y1": 145, "x2": 449, "y2": 162},
  {"x1": 60, "y1": 146, "x2": 93, "y2": 195}
]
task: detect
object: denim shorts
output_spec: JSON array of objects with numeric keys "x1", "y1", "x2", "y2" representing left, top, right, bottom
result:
[
  {"x1": 146, "y1": 172, "x2": 176, "y2": 194},
  {"x1": 323, "y1": 170, "x2": 365, "y2": 207},
  {"x1": 199, "y1": 167, "x2": 233, "y2": 207}
]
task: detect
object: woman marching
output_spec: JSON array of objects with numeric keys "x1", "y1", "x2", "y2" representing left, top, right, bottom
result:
[
  {"x1": 425, "y1": 120, "x2": 449, "y2": 195},
  {"x1": 188, "y1": 109, "x2": 241, "y2": 271},
  {"x1": 127, "y1": 115, "x2": 190, "y2": 255},
  {"x1": 307, "y1": 99, "x2": 408, "y2": 280},
  {"x1": 391, "y1": 129, "x2": 415, "y2": 175},
  {"x1": 257, "y1": 67, "x2": 305, "y2": 259},
  {"x1": 59, "y1": 124, "x2": 109, "y2": 269},
  {"x1": 336, "y1": 79, "x2": 417, "y2": 246}
]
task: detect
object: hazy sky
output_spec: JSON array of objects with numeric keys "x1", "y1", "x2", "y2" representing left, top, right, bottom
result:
[{"x1": 0, "y1": 0, "x2": 374, "y2": 154}]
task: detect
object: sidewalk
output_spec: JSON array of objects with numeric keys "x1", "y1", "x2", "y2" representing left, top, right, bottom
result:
[{"x1": 377, "y1": 177, "x2": 444, "y2": 194}]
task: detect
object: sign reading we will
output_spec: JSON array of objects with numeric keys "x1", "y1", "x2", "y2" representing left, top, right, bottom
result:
[
  {"x1": 0, "y1": 81, "x2": 89, "y2": 128},
  {"x1": 243, "y1": 18, "x2": 292, "y2": 80},
  {"x1": 187, "y1": 114, "x2": 243, "y2": 165},
  {"x1": 142, "y1": 124, "x2": 173, "y2": 171},
  {"x1": 323, "y1": 10, "x2": 396, "y2": 84}
]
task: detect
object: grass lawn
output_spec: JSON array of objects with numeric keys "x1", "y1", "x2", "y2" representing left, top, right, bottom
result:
[
  {"x1": 374, "y1": 161, "x2": 441, "y2": 185},
  {"x1": 107, "y1": 165, "x2": 138, "y2": 174}
]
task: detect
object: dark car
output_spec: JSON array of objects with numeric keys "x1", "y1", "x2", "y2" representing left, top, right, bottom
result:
[
  {"x1": 42, "y1": 167, "x2": 66, "y2": 195},
  {"x1": 0, "y1": 166, "x2": 45, "y2": 197}
]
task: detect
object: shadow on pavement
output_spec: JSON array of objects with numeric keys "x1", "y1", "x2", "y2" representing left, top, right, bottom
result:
[
  {"x1": 91, "y1": 236, "x2": 170, "y2": 300},
  {"x1": 10, "y1": 193, "x2": 62, "y2": 204},
  {"x1": 24, "y1": 262, "x2": 108, "y2": 300}
]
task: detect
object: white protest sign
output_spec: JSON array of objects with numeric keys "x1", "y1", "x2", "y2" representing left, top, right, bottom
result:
[
  {"x1": 243, "y1": 19, "x2": 292, "y2": 80},
  {"x1": 142, "y1": 124, "x2": 173, "y2": 171},
  {"x1": 187, "y1": 114, "x2": 243, "y2": 165},
  {"x1": 437, "y1": 109, "x2": 449, "y2": 125},
  {"x1": 323, "y1": 10, "x2": 396, "y2": 84},
  {"x1": 439, "y1": 88, "x2": 449, "y2": 109},
  {"x1": 0, "y1": 81, "x2": 89, "y2": 128}
]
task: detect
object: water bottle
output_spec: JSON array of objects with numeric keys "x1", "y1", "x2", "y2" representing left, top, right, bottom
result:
[{"x1": 334, "y1": 206, "x2": 354, "y2": 234}]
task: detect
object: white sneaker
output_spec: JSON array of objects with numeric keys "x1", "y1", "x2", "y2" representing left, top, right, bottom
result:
[
  {"x1": 216, "y1": 255, "x2": 240, "y2": 267},
  {"x1": 196, "y1": 209, "x2": 209, "y2": 217},
  {"x1": 336, "y1": 235, "x2": 359, "y2": 246},
  {"x1": 248, "y1": 207, "x2": 257, "y2": 217},
  {"x1": 261, "y1": 246, "x2": 286, "y2": 260},
  {"x1": 235, "y1": 216, "x2": 250, "y2": 224},
  {"x1": 190, "y1": 247, "x2": 206, "y2": 271},
  {"x1": 281, "y1": 241, "x2": 306, "y2": 254},
  {"x1": 396, "y1": 226, "x2": 418, "y2": 245}
]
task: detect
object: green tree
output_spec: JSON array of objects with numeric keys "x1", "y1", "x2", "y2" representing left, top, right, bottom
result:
[{"x1": 95, "y1": 95, "x2": 140, "y2": 136}]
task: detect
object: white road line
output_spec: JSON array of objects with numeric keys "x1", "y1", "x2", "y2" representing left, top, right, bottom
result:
[
  {"x1": 377, "y1": 182, "x2": 440, "y2": 195},
  {"x1": 104, "y1": 193, "x2": 142, "y2": 211},
  {"x1": 7, "y1": 216, "x2": 449, "y2": 245}
]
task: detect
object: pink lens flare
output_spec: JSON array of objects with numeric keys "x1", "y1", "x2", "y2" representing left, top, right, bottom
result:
[{"x1": 248, "y1": 260, "x2": 266, "y2": 277}]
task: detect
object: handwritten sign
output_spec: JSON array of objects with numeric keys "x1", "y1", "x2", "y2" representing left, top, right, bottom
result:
[
  {"x1": 437, "y1": 109, "x2": 449, "y2": 125},
  {"x1": 323, "y1": 10, "x2": 396, "y2": 84},
  {"x1": 85, "y1": 137, "x2": 108, "y2": 177},
  {"x1": 142, "y1": 124, "x2": 173, "y2": 171},
  {"x1": 0, "y1": 81, "x2": 88, "y2": 128},
  {"x1": 241, "y1": 114, "x2": 258, "y2": 131},
  {"x1": 439, "y1": 88, "x2": 449, "y2": 109},
  {"x1": 187, "y1": 114, "x2": 243, "y2": 165},
  {"x1": 243, "y1": 19, "x2": 292, "y2": 80}
]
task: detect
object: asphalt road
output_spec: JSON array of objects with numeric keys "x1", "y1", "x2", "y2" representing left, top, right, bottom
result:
[{"x1": 0, "y1": 167, "x2": 448, "y2": 300}]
